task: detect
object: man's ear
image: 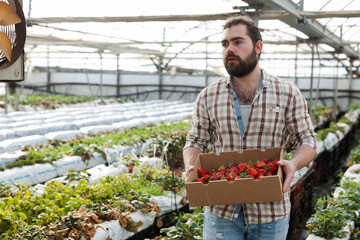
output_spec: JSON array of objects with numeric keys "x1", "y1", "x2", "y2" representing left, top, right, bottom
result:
[{"x1": 255, "y1": 40, "x2": 263, "y2": 59}]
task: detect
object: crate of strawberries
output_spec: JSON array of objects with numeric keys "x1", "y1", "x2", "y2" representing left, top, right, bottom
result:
[{"x1": 185, "y1": 147, "x2": 285, "y2": 207}]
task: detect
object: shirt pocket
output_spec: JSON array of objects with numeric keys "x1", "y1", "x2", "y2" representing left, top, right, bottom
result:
[
  {"x1": 252, "y1": 103, "x2": 286, "y2": 137},
  {"x1": 264, "y1": 104, "x2": 286, "y2": 135}
]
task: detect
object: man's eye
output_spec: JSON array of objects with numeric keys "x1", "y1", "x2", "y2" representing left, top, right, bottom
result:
[{"x1": 222, "y1": 42, "x2": 228, "y2": 48}]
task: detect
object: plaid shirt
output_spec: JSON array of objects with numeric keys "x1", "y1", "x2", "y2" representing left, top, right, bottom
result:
[{"x1": 184, "y1": 69, "x2": 317, "y2": 224}]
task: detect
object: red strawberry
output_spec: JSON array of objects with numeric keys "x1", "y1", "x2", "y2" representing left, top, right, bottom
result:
[
  {"x1": 198, "y1": 168, "x2": 208, "y2": 177},
  {"x1": 257, "y1": 161, "x2": 265, "y2": 168},
  {"x1": 196, "y1": 174, "x2": 210, "y2": 184},
  {"x1": 228, "y1": 171, "x2": 238, "y2": 180},
  {"x1": 259, "y1": 169, "x2": 267, "y2": 174},
  {"x1": 210, "y1": 176, "x2": 219, "y2": 181},
  {"x1": 267, "y1": 162, "x2": 278, "y2": 174},
  {"x1": 238, "y1": 163, "x2": 247, "y2": 172},
  {"x1": 266, "y1": 172, "x2": 272, "y2": 176},
  {"x1": 261, "y1": 158, "x2": 270, "y2": 164},
  {"x1": 247, "y1": 168, "x2": 258, "y2": 177}
]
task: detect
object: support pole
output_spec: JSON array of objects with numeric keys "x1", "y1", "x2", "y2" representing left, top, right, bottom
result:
[
  {"x1": 309, "y1": 43, "x2": 315, "y2": 118},
  {"x1": 295, "y1": 43, "x2": 298, "y2": 86},
  {"x1": 116, "y1": 54, "x2": 120, "y2": 98},
  {"x1": 47, "y1": 45, "x2": 50, "y2": 93},
  {"x1": 205, "y1": 34, "x2": 209, "y2": 87},
  {"x1": 348, "y1": 59, "x2": 353, "y2": 106},
  {"x1": 99, "y1": 52, "x2": 103, "y2": 101},
  {"x1": 158, "y1": 56, "x2": 163, "y2": 99},
  {"x1": 333, "y1": 54, "x2": 339, "y2": 120},
  {"x1": 4, "y1": 83, "x2": 8, "y2": 114}
]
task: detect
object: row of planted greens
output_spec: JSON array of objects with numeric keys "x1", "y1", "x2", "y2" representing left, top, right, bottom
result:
[
  {"x1": 306, "y1": 129, "x2": 360, "y2": 240},
  {"x1": 0, "y1": 165, "x2": 186, "y2": 239},
  {"x1": 0, "y1": 93, "x2": 135, "y2": 110},
  {"x1": 0, "y1": 119, "x2": 191, "y2": 172}
]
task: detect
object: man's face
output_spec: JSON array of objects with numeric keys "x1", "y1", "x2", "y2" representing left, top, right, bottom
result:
[{"x1": 221, "y1": 24, "x2": 259, "y2": 78}]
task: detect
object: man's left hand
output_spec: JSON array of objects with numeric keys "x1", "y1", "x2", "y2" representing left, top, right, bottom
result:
[{"x1": 277, "y1": 160, "x2": 297, "y2": 193}]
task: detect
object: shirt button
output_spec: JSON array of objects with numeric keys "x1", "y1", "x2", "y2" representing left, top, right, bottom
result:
[
  {"x1": 242, "y1": 137, "x2": 246, "y2": 140},
  {"x1": 237, "y1": 116, "x2": 241, "y2": 120},
  {"x1": 234, "y1": 97, "x2": 237, "y2": 100}
]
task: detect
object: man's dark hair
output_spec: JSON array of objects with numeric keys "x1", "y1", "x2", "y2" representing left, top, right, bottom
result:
[{"x1": 223, "y1": 16, "x2": 263, "y2": 58}]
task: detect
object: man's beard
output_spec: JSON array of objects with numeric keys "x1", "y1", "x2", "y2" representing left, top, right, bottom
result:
[{"x1": 224, "y1": 49, "x2": 258, "y2": 78}]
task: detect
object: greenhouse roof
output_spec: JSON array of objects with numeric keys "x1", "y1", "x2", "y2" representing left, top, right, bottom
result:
[{"x1": 23, "y1": 0, "x2": 360, "y2": 77}]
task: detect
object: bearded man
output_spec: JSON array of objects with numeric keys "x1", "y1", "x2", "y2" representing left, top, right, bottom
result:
[{"x1": 183, "y1": 16, "x2": 317, "y2": 240}]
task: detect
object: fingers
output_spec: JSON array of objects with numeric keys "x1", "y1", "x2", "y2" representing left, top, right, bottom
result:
[
  {"x1": 277, "y1": 160, "x2": 293, "y2": 193},
  {"x1": 282, "y1": 175, "x2": 292, "y2": 193},
  {"x1": 277, "y1": 160, "x2": 287, "y2": 166},
  {"x1": 185, "y1": 166, "x2": 194, "y2": 179}
]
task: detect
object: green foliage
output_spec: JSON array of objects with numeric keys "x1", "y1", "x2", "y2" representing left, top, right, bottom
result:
[
  {"x1": 338, "y1": 116, "x2": 353, "y2": 125},
  {"x1": 132, "y1": 166, "x2": 185, "y2": 195},
  {"x1": 349, "y1": 146, "x2": 360, "y2": 165},
  {"x1": 155, "y1": 208, "x2": 204, "y2": 240},
  {"x1": 307, "y1": 176, "x2": 360, "y2": 239},
  {"x1": 2, "y1": 120, "x2": 191, "y2": 171},
  {"x1": 0, "y1": 172, "x2": 165, "y2": 238},
  {"x1": 348, "y1": 103, "x2": 359, "y2": 111},
  {"x1": 316, "y1": 121, "x2": 346, "y2": 141},
  {"x1": 0, "y1": 93, "x2": 135, "y2": 110}
]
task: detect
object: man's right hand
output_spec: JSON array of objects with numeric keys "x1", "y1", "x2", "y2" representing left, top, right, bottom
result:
[{"x1": 185, "y1": 166, "x2": 195, "y2": 180}]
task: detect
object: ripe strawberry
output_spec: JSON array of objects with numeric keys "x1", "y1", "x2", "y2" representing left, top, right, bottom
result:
[
  {"x1": 259, "y1": 169, "x2": 267, "y2": 174},
  {"x1": 228, "y1": 171, "x2": 238, "y2": 180},
  {"x1": 267, "y1": 162, "x2": 278, "y2": 174},
  {"x1": 196, "y1": 174, "x2": 210, "y2": 184},
  {"x1": 261, "y1": 158, "x2": 270, "y2": 164},
  {"x1": 238, "y1": 163, "x2": 247, "y2": 172},
  {"x1": 247, "y1": 168, "x2": 258, "y2": 177},
  {"x1": 210, "y1": 176, "x2": 219, "y2": 181},
  {"x1": 230, "y1": 167, "x2": 241, "y2": 175},
  {"x1": 257, "y1": 161, "x2": 265, "y2": 168},
  {"x1": 266, "y1": 172, "x2": 272, "y2": 176},
  {"x1": 196, "y1": 178, "x2": 203, "y2": 182},
  {"x1": 198, "y1": 168, "x2": 208, "y2": 177}
]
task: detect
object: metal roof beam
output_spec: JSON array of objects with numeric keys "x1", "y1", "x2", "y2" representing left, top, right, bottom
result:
[
  {"x1": 27, "y1": 10, "x2": 360, "y2": 24},
  {"x1": 242, "y1": 0, "x2": 360, "y2": 59},
  {"x1": 26, "y1": 35, "x2": 163, "y2": 56}
]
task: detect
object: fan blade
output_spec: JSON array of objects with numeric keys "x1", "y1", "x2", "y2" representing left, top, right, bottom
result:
[
  {"x1": 0, "y1": 1, "x2": 21, "y2": 26},
  {"x1": 0, "y1": 32, "x2": 12, "y2": 61}
]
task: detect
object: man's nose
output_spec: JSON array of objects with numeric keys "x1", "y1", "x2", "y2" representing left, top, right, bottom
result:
[{"x1": 225, "y1": 43, "x2": 236, "y2": 54}]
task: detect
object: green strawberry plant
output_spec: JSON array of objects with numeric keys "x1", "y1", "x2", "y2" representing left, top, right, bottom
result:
[
  {"x1": 307, "y1": 175, "x2": 360, "y2": 239},
  {"x1": 149, "y1": 207, "x2": 204, "y2": 240},
  {"x1": 1, "y1": 119, "x2": 191, "y2": 171},
  {"x1": 0, "y1": 93, "x2": 135, "y2": 110},
  {"x1": 0, "y1": 171, "x2": 174, "y2": 238}
]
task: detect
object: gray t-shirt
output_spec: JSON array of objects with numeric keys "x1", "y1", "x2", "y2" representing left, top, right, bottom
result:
[{"x1": 239, "y1": 105, "x2": 251, "y2": 128}]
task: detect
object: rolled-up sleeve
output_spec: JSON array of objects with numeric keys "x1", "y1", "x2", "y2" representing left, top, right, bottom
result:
[
  {"x1": 286, "y1": 86, "x2": 317, "y2": 151},
  {"x1": 184, "y1": 89, "x2": 213, "y2": 152}
]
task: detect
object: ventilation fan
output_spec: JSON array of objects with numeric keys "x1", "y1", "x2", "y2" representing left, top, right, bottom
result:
[{"x1": 0, "y1": 0, "x2": 26, "y2": 81}]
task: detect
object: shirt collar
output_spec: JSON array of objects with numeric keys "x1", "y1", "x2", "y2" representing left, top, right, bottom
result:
[{"x1": 226, "y1": 68, "x2": 267, "y2": 89}]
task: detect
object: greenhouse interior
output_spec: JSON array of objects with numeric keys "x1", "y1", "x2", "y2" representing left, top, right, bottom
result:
[{"x1": 0, "y1": 0, "x2": 360, "y2": 239}]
